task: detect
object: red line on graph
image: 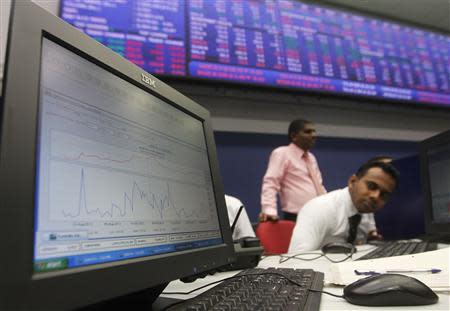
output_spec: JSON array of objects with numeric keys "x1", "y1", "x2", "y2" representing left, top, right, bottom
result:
[{"x1": 64, "y1": 152, "x2": 136, "y2": 164}]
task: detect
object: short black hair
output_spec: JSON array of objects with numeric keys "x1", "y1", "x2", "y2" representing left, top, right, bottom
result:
[
  {"x1": 366, "y1": 155, "x2": 393, "y2": 164},
  {"x1": 355, "y1": 161, "x2": 399, "y2": 187},
  {"x1": 288, "y1": 119, "x2": 311, "y2": 142}
]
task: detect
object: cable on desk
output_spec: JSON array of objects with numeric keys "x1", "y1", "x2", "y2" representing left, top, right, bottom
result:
[
  {"x1": 278, "y1": 252, "x2": 354, "y2": 263},
  {"x1": 278, "y1": 252, "x2": 324, "y2": 263},
  {"x1": 259, "y1": 253, "x2": 323, "y2": 263},
  {"x1": 308, "y1": 288, "x2": 344, "y2": 298}
]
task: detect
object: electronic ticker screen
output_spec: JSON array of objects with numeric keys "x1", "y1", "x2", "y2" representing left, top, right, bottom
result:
[{"x1": 60, "y1": 0, "x2": 450, "y2": 106}]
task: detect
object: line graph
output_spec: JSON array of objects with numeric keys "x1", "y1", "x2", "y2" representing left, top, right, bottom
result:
[
  {"x1": 51, "y1": 130, "x2": 207, "y2": 186},
  {"x1": 50, "y1": 161, "x2": 215, "y2": 224},
  {"x1": 47, "y1": 130, "x2": 218, "y2": 228},
  {"x1": 63, "y1": 151, "x2": 137, "y2": 164},
  {"x1": 61, "y1": 168, "x2": 209, "y2": 220}
]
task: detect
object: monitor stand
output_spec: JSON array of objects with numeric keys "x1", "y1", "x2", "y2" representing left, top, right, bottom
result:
[
  {"x1": 76, "y1": 283, "x2": 173, "y2": 310},
  {"x1": 418, "y1": 233, "x2": 450, "y2": 244},
  {"x1": 152, "y1": 296, "x2": 184, "y2": 310},
  {"x1": 429, "y1": 234, "x2": 450, "y2": 244}
]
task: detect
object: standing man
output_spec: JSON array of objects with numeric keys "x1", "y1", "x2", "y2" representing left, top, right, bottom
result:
[
  {"x1": 288, "y1": 161, "x2": 399, "y2": 253},
  {"x1": 260, "y1": 119, "x2": 326, "y2": 222}
]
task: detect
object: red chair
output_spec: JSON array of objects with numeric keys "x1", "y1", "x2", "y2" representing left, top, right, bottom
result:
[{"x1": 256, "y1": 220, "x2": 296, "y2": 254}]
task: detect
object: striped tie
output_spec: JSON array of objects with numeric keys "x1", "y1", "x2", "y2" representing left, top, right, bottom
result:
[{"x1": 303, "y1": 153, "x2": 325, "y2": 195}]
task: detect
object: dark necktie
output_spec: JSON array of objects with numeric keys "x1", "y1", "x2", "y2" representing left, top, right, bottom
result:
[{"x1": 347, "y1": 214, "x2": 362, "y2": 244}]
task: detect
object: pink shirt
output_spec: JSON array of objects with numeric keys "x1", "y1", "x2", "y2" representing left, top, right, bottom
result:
[{"x1": 261, "y1": 143, "x2": 326, "y2": 216}]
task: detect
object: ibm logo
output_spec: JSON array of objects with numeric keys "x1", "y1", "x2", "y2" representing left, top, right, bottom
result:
[{"x1": 141, "y1": 73, "x2": 156, "y2": 88}]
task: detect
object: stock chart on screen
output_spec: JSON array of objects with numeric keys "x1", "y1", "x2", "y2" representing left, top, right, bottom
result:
[
  {"x1": 34, "y1": 39, "x2": 222, "y2": 271},
  {"x1": 60, "y1": 0, "x2": 450, "y2": 105}
]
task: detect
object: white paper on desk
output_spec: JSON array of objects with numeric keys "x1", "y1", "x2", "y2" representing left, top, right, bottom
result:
[{"x1": 329, "y1": 248, "x2": 450, "y2": 291}]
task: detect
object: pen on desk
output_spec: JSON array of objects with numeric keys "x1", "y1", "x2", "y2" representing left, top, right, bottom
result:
[
  {"x1": 354, "y1": 269, "x2": 442, "y2": 276},
  {"x1": 386, "y1": 269, "x2": 442, "y2": 274}
]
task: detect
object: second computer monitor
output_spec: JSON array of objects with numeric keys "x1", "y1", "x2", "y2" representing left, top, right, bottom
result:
[{"x1": 420, "y1": 130, "x2": 450, "y2": 242}]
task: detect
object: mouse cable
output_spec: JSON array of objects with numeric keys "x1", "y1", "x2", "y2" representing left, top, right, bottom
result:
[
  {"x1": 278, "y1": 252, "x2": 353, "y2": 264},
  {"x1": 308, "y1": 288, "x2": 344, "y2": 298},
  {"x1": 323, "y1": 252, "x2": 354, "y2": 263},
  {"x1": 278, "y1": 252, "x2": 324, "y2": 263}
]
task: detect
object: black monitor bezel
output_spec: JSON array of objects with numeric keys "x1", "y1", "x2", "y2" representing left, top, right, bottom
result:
[
  {"x1": 0, "y1": 1, "x2": 234, "y2": 309},
  {"x1": 419, "y1": 129, "x2": 450, "y2": 238}
]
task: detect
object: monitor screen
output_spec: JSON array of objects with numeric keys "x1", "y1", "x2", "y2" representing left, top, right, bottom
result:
[
  {"x1": 0, "y1": 1, "x2": 234, "y2": 309},
  {"x1": 34, "y1": 37, "x2": 222, "y2": 272},
  {"x1": 59, "y1": 0, "x2": 450, "y2": 106},
  {"x1": 420, "y1": 130, "x2": 450, "y2": 240}
]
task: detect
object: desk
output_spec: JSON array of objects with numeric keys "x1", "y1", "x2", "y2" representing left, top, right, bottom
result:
[{"x1": 161, "y1": 245, "x2": 450, "y2": 310}]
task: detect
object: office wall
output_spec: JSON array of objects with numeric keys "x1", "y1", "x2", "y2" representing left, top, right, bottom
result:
[
  {"x1": 171, "y1": 80, "x2": 450, "y2": 141},
  {"x1": 1, "y1": 1, "x2": 59, "y2": 80}
]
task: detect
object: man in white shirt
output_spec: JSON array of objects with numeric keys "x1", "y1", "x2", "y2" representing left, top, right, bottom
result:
[
  {"x1": 225, "y1": 195, "x2": 256, "y2": 240},
  {"x1": 288, "y1": 161, "x2": 399, "y2": 253},
  {"x1": 356, "y1": 156, "x2": 393, "y2": 243}
]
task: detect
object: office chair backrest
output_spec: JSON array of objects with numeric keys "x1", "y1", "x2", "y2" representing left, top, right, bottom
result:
[{"x1": 256, "y1": 220, "x2": 295, "y2": 254}]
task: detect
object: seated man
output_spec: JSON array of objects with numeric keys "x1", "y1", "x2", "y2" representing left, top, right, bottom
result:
[
  {"x1": 225, "y1": 195, "x2": 256, "y2": 240},
  {"x1": 356, "y1": 156, "x2": 393, "y2": 244},
  {"x1": 288, "y1": 161, "x2": 399, "y2": 253}
]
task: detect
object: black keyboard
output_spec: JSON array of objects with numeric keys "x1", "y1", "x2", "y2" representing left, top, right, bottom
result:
[
  {"x1": 167, "y1": 267, "x2": 324, "y2": 311},
  {"x1": 357, "y1": 240, "x2": 438, "y2": 260}
]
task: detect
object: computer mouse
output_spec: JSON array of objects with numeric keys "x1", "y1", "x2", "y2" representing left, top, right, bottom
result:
[
  {"x1": 321, "y1": 242, "x2": 356, "y2": 254},
  {"x1": 343, "y1": 274, "x2": 439, "y2": 306}
]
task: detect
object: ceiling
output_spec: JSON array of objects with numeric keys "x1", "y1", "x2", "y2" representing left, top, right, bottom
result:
[{"x1": 314, "y1": 0, "x2": 450, "y2": 33}]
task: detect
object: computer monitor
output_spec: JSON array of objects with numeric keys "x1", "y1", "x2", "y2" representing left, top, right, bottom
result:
[
  {"x1": 375, "y1": 155, "x2": 425, "y2": 240},
  {"x1": 419, "y1": 130, "x2": 450, "y2": 242},
  {"x1": 0, "y1": 1, "x2": 234, "y2": 309}
]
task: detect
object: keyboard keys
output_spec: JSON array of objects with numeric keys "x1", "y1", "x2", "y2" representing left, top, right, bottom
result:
[
  {"x1": 357, "y1": 240, "x2": 438, "y2": 260},
  {"x1": 168, "y1": 267, "x2": 324, "y2": 311}
]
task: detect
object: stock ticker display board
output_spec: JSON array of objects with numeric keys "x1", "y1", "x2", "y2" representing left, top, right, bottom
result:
[{"x1": 60, "y1": 0, "x2": 450, "y2": 106}]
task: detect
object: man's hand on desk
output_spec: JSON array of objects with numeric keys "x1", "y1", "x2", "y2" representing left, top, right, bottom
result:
[
  {"x1": 367, "y1": 229, "x2": 383, "y2": 241},
  {"x1": 259, "y1": 212, "x2": 279, "y2": 222}
]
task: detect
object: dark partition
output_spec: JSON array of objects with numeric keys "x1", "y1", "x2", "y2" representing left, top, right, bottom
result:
[{"x1": 375, "y1": 155, "x2": 426, "y2": 239}]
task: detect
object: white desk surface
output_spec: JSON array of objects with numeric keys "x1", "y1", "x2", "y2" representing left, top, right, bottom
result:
[{"x1": 162, "y1": 244, "x2": 450, "y2": 310}]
